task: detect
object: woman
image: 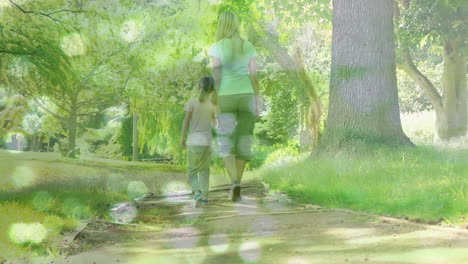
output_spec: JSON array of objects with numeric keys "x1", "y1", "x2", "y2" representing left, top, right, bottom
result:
[{"x1": 209, "y1": 11, "x2": 260, "y2": 202}]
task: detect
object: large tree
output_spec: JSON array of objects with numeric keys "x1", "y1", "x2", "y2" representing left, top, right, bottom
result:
[
  {"x1": 322, "y1": 0, "x2": 412, "y2": 147},
  {"x1": 396, "y1": 0, "x2": 467, "y2": 141}
]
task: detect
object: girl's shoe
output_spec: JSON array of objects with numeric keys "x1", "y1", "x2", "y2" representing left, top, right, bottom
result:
[
  {"x1": 202, "y1": 199, "x2": 209, "y2": 205},
  {"x1": 194, "y1": 193, "x2": 202, "y2": 208}
]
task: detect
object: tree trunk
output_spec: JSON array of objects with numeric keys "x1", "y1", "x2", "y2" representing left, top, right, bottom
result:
[
  {"x1": 47, "y1": 137, "x2": 51, "y2": 152},
  {"x1": 31, "y1": 136, "x2": 37, "y2": 152},
  {"x1": 67, "y1": 108, "x2": 77, "y2": 158},
  {"x1": 436, "y1": 41, "x2": 467, "y2": 140},
  {"x1": 132, "y1": 109, "x2": 139, "y2": 161},
  {"x1": 293, "y1": 47, "x2": 323, "y2": 148},
  {"x1": 322, "y1": 0, "x2": 411, "y2": 147}
]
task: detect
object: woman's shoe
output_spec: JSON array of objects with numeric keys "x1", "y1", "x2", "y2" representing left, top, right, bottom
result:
[{"x1": 231, "y1": 181, "x2": 242, "y2": 202}]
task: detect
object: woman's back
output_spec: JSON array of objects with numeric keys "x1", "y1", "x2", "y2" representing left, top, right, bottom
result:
[{"x1": 210, "y1": 38, "x2": 256, "y2": 95}]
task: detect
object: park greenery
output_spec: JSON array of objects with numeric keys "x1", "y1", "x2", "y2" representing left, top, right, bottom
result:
[{"x1": 0, "y1": 0, "x2": 466, "y2": 260}]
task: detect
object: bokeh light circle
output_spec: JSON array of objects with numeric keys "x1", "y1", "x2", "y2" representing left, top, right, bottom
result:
[
  {"x1": 121, "y1": 20, "x2": 144, "y2": 43},
  {"x1": 208, "y1": 233, "x2": 229, "y2": 253},
  {"x1": 239, "y1": 241, "x2": 261, "y2": 262},
  {"x1": 127, "y1": 181, "x2": 149, "y2": 198},
  {"x1": 11, "y1": 166, "x2": 36, "y2": 189},
  {"x1": 111, "y1": 202, "x2": 137, "y2": 223},
  {"x1": 9, "y1": 223, "x2": 48, "y2": 245},
  {"x1": 61, "y1": 33, "x2": 86, "y2": 56}
]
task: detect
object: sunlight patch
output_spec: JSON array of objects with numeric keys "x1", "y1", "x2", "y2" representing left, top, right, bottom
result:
[
  {"x1": 61, "y1": 33, "x2": 86, "y2": 56},
  {"x1": 5, "y1": 133, "x2": 27, "y2": 152},
  {"x1": 1, "y1": 0, "x2": 30, "y2": 9},
  {"x1": 326, "y1": 227, "x2": 376, "y2": 244},
  {"x1": 287, "y1": 257, "x2": 310, "y2": 264},
  {"x1": 162, "y1": 181, "x2": 190, "y2": 203},
  {"x1": 9, "y1": 223, "x2": 48, "y2": 245},
  {"x1": 208, "y1": 233, "x2": 229, "y2": 253},
  {"x1": 0, "y1": 0, "x2": 8, "y2": 9},
  {"x1": 234, "y1": 199, "x2": 258, "y2": 216},
  {"x1": 127, "y1": 181, "x2": 149, "y2": 198},
  {"x1": 163, "y1": 181, "x2": 189, "y2": 194},
  {"x1": 239, "y1": 241, "x2": 261, "y2": 262},
  {"x1": 121, "y1": 20, "x2": 144, "y2": 43},
  {"x1": 10, "y1": 166, "x2": 36, "y2": 189}
]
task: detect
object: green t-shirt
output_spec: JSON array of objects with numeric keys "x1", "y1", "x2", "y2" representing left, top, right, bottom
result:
[{"x1": 209, "y1": 39, "x2": 257, "y2": 96}]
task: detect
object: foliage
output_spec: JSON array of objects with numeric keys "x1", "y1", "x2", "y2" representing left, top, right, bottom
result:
[
  {"x1": 255, "y1": 80, "x2": 299, "y2": 145},
  {"x1": 398, "y1": 0, "x2": 467, "y2": 48},
  {"x1": 396, "y1": 61, "x2": 444, "y2": 113},
  {"x1": 0, "y1": 92, "x2": 27, "y2": 142}
]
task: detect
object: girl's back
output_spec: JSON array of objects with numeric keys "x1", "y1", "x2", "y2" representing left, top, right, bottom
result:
[{"x1": 184, "y1": 98, "x2": 216, "y2": 146}]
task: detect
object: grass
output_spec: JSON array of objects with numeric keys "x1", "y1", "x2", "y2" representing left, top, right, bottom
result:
[
  {"x1": 0, "y1": 149, "x2": 187, "y2": 260},
  {"x1": 0, "y1": 202, "x2": 77, "y2": 260},
  {"x1": 261, "y1": 146, "x2": 468, "y2": 224}
]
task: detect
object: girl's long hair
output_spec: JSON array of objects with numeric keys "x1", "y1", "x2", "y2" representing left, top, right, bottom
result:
[
  {"x1": 215, "y1": 11, "x2": 244, "y2": 61},
  {"x1": 199, "y1": 76, "x2": 217, "y2": 105}
]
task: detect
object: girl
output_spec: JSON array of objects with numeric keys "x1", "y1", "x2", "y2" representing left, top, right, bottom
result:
[
  {"x1": 181, "y1": 76, "x2": 217, "y2": 208},
  {"x1": 209, "y1": 11, "x2": 260, "y2": 202}
]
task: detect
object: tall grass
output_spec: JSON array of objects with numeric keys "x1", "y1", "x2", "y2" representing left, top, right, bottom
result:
[{"x1": 261, "y1": 146, "x2": 468, "y2": 223}]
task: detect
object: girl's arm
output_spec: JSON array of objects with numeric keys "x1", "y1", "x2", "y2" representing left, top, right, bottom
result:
[
  {"x1": 248, "y1": 57, "x2": 260, "y2": 116},
  {"x1": 180, "y1": 111, "x2": 192, "y2": 148},
  {"x1": 212, "y1": 57, "x2": 222, "y2": 92}
]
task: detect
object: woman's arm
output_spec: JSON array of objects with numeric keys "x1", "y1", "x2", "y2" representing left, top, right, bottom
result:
[
  {"x1": 180, "y1": 111, "x2": 192, "y2": 148},
  {"x1": 212, "y1": 57, "x2": 222, "y2": 92},
  {"x1": 248, "y1": 57, "x2": 260, "y2": 116}
]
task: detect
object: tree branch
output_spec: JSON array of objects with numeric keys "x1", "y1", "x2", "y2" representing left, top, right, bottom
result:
[
  {"x1": 46, "y1": 9, "x2": 86, "y2": 15},
  {"x1": 397, "y1": 47, "x2": 443, "y2": 110},
  {"x1": 0, "y1": 49, "x2": 36, "y2": 56},
  {"x1": 31, "y1": 97, "x2": 68, "y2": 121},
  {"x1": 78, "y1": 48, "x2": 123, "y2": 87},
  {"x1": 9, "y1": 0, "x2": 85, "y2": 24},
  {"x1": 115, "y1": 69, "x2": 134, "y2": 102},
  {"x1": 394, "y1": 0, "x2": 443, "y2": 110}
]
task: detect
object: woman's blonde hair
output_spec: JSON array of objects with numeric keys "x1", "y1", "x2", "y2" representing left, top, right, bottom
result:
[{"x1": 216, "y1": 11, "x2": 244, "y2": 60}]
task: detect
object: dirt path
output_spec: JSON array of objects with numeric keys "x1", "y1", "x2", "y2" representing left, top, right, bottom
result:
[{"x1": 47, "y1": 180, "x2": 468, "y2": 264}]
